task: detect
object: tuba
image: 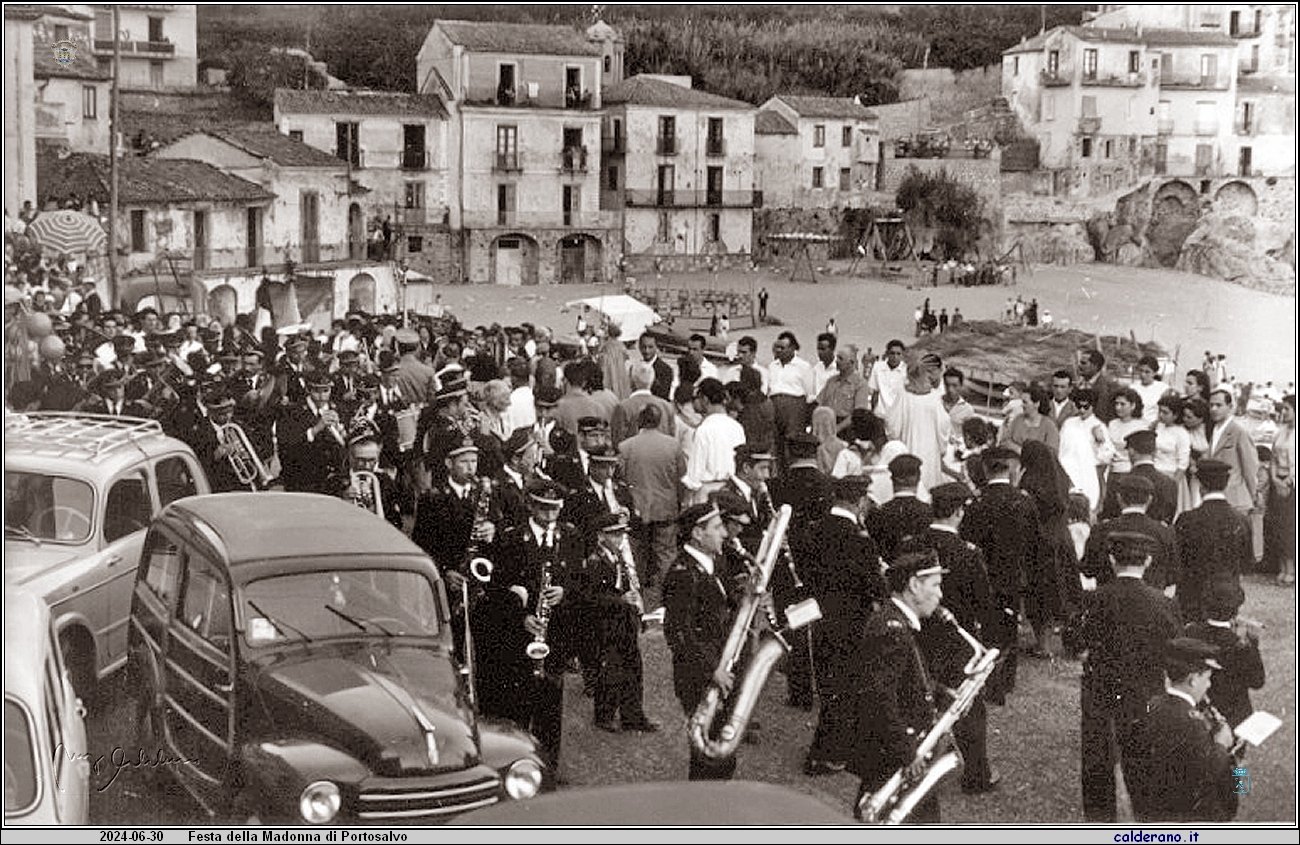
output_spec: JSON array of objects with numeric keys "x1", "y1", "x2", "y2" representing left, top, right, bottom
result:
[
  {"x1": 688, "y1": 505, "x2": 821, "y2": 762},
  {"x1": 219, "y1": 422, "x2": 274, "y2": 490},
  {"x1": 857, "y1": 606, "x2": 1001, "y2": 825},
  {"x1": 349, "y1": 470, "x2": 385, "y2": 519}
]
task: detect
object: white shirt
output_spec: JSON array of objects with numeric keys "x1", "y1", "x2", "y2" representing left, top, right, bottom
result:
[
  {"x1": 768, "y1": 356, "x2": 816, "y2": 400},
  {"x1": 813, "y1": 359, "x2": 839, "y2": 397},
  {"x1": 867, "y1": 358, "x2": 907, "y2": 414},
  {"x1": 504, "y1": 385, "x2": 537, "y2": 433},
  {"x1": 683, "y1": 411, "x2": 746, "y2": 491},
  {"x1": 890, "y1": 596, "x2": 922, "y2": 631},
  {"x1": 683, "y1": 543, "x2": 715, "y2": 577}
]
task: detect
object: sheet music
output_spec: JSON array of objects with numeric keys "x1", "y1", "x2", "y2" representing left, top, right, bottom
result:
[{"x1": 1233, "y1": 710, "x2": 1282, "y2": 747}]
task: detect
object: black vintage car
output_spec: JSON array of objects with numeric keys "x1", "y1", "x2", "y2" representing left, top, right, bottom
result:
[{"x1": 127, "y1": 493, "x2": 545, "y2": 824}]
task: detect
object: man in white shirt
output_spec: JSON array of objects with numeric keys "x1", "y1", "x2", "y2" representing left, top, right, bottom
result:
[
  {"x1": 682, "y1": 378, "x2": 746, "y2": 506},
  {"x1": 767, "y1": 331, "x2": 816, "y2": 473},
  {"x1": 867, "y1": 338, "x2": 907, "y2": 416},
  {"x1": 812, "y1": 332, "x2": 839, "y2": 396}
]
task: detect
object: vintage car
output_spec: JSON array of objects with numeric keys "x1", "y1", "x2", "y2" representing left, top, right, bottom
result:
[
  {"x1": 4, "y1": 588, "x2": 91, "y2": 825},
  {"x1": 127, "y1": 492, "x2": 545, "y2": 824},
  {"x1": 4, "y1": 412, "x2": 210, "y2": 701}
]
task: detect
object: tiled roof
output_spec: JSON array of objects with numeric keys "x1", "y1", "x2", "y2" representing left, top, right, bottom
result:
[
  {"x1": 181, "y1": 124, "x2": 346, "y2": 168},
  {"x1": 770, "y1": 95, "x2": 877, "y2": 120},
  {"x1": 436, "y1": 19, "x2": 602, "y2": 57},
  {"x1": 6, "y1": 4, "x2": 92, "y2": 21},
  {"x1": 38, "y1": 152, "x2": 276, "y2": 206},
  {"x1": 1005, "y1": 24, "x2": 1237, "y2": 53},
  {"x1": 274, "y1": 88, "x2": 448, "y2": 119},
  {"x1": 603, "y1": 76, "x2": 755, "y2": 111},
  {"x1": 33, "y1": 46, "x2": 110, "y2": 81},
  {"x1": 755, "y1": 110, "x2": 798, "y2": 136},
  {"x1": 1238, "y1": 74, "x2": 1296, "y2": 95}
]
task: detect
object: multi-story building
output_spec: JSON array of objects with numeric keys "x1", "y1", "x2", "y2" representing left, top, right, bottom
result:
[
  {"x1": 89, "y1": 3, "x2": 197, "y2": 91},
  {"x1": 273, "y1": 89, "x2": 452, "y2": 279},
  {"x1": 416, "y1": 19, "x2": 619, "y2": 285},
  {"x1": 601, "y1": 74, "x2": 758, "y2": 267},
  {"x1": 755, "y1": 95, "x2": 879, "y2": 209},
  {"x1": 28, "y1": 6, "x2": 112, "y2": 157}
]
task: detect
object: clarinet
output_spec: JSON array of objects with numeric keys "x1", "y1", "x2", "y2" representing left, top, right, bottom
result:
[
  {"x1": 760, "y1": 482, "x2": 804, "y2": 589},
  {"x1": 525, "y1": 559, "x2": 554, "y2": 677},
  {"x1": 465, "y1": 477, "x2": 495, "y2": 595}
]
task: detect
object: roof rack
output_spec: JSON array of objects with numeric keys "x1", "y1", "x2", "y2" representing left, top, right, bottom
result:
[{"x1": 5, "y1": 412, "x2": 165, "y2": 461}]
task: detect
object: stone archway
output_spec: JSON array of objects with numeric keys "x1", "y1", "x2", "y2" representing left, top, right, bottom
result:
[
  {"x1": 348, "y1": 272, "x2": 376, "y2": 313},
  {"x1": 492, "y1": 234, "x2": 539, "y2": 286},
  {"x1": 1213, "y1": 180, "x2": 1259, "y2": 217},
  {"x1": 1147, "y1": 180, "x2": 1201, "y2": 267},
  {"x1": 558, "y1": 233, "x2": 604, "y2": 284},
  {"x1": 206, "y1": 284, "x2": 238, "y2": 328}
]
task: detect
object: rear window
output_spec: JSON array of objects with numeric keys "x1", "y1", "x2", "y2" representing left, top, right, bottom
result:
[
  {"x1": 4, "y1": 699, "x2": 37, "y2": 814},
  {"x1": 4, "y1": 473, "x2": 94, "y2": 543},
  {"x1": 242, "y1": 569, "x2": 440, "y2": 645}
]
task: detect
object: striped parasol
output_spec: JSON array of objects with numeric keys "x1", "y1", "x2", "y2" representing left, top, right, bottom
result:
[{"x1": 26, "y1": 209, "x2": 108, "y2": 259}]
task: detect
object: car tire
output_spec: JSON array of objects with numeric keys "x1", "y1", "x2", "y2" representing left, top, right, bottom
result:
[{"x1": 59, "y1": 629, "x2": 97, "y2": 708}]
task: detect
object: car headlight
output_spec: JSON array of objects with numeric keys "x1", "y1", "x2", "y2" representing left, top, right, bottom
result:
[
  {"x1": 299, "y1": 780, "x2": 341, "y2": 824},
  {"x1": 503, "y1": 759, "x2": 543, "y2": 800}
]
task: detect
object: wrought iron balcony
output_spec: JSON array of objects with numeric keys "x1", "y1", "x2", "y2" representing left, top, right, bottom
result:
[
  {"x1": 561, "y1": 146, "x2": 588, "y2": 173},
  {"x1": 401, "y1": 150, "x2": 430, "y2": 171},
  {"x1": 624, "y1": 189, "x2": 762, "y2": 209},
  {"x1": 655, "y1": 136, "x2": 678, "y2": 156},
  {"x1": 706, "y1": 137, "x2": 727, "y2": 156},
  {"x1": 602, "y1": 135, "x2": 626, "y2": 154},
  {"x1": 1078, "y1": 116, "x2": 1102, "y2": 134},
  {"x1": 1040, "y1": 70, "x2": 1071, "y2": 87},
  {"x1": 494, "y1": 152, "x2": 522, "y2": 172}
]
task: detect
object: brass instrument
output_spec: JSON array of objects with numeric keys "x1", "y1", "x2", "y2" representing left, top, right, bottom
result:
[
  {"x1": 759, "y1": 483, "x2": 804, "y2": 589},
  {"x1": 617, "y1": 535, "x2": 645, "y2": 618},
  {"x1": 857, "y1": 606, "x2": 1001, "y2": 825},
  {"x1": 317, "y1": 402, "x2": 347, "y2": 447},
  {"x1": 349, "y1": 470, "x2": 385, "y2": 519},
  {"x1": 219, "y1": 422, "x2": 274, "y2": 490},
  {"x1": 689, "y1": 505, "x2": 821, "y2": 762},
  {"x1": 525, "y1": 560, "x2": 554, "y2": 677},
  {"x1": 466, "y1": 477, "x2": 495, "y2": 586}
]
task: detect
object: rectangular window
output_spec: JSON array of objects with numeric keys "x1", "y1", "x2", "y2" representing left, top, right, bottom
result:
[
  {"x1": 657, "y1": 115, "x2": 677, "y2": 155},
  {"x1": 246, "y1": 207, "x2": 263, "y2": 267},
  {"x1": 812, "y1": 166, "x2": 824, "y2": 188},
  {"x1": 402, "y1": 124, "x2": 426, "y2": 170},
  {"x1": 1014, "y1": 56, "x2": 1020, "y2": 76},
  {"x1": 607, "y1": 165, "x2": 619, "y2": 191},
  {"x1": 404, "y1": 181, "x2": 425, "y2": 209},
  {"x1": 1200, "y1": 53, "x2": 1217, "y2": 80},
  {"x1": 1129, "y1": 51, "x2": 1141, "y2": 74},
  {"x1": 565, "y1": 66, "x2": 583, "y2": 107},
  {"x1": 839, "y1": 167, "x2": 851, "y2": 191},
  {"x1": 707, "y1": 117, "x2": 725, "y2": 156},
  {"x1": 54, "y1": 24, "x2": 69, "y2": 42},
  {"x1": 656, "y1": 164, "x2": 675, "y2": 206},
  {"x1": 706, "y1": 213, "x2": 720, "y2": 243},
  {"x1": 408, "y1": 235, "x2": 424, "y2": 253},
  {"x1": 562, "y1": 185, "x2": 580, "y2": 226},
  {"x1": 497, "y1": 63, "x2": 517, "y2": 105},
  {"x1": 288, "y1": 129, "x2": 303, "y2": 143},
  {"x1": 1242, "y1": 101, "x2": 1255, "y2": 134},
  {"x1": 300, "y1": 191, "x2": 320, "y2": 263},
  {"x1": 813, "y1": 124, "x2": 825, "y2": 147},
  {"x1": 336, "y1": 121, "x2": 360, "y2": 167},
  {"x1": 1084, "y1": 49, "x2": 1098, "y2": 80},
  {"x1": 149, "y1": 60, "x2": 164, "y2": 88},
  {"x1": 1081, "y1": 137, "x2": 1093, "y2": 158},
  {"x1": 497, "y1": 183, "x2": 516, "y2": 226},
  {"x1": 130, "y1": 209, "x2": 147, "y2": 252},
  {"x1": 706, "y1": 166, "x2": 723, "y2": 206},
  {"x1": 1048, "y1": 50, "x2": 1060, "y2": 76},
  {"x1": 82, "y1": 85, "x2": 97, "y2": 119},
  {"x1": 1104, "y1": 139, "x2": 1113, "y2": 158},
  {"x1": 148, "y1": 16, "x2": 163, "y2": 42},
  {"x1": 657, "y1": 211, "x2": 671, "y2": 243},
  {"x1": 842, "y1": 125, "x2": 853, "y2": 147},
  {"x1": 496, "y1": 125, "x2": 518, "y2": 169},
  {"x1": 193, "y1": 209, "x2": 208, "y2": 271},
  {"x1": 1043, "y1": 95, "x2": 1055, "y2": 121}
]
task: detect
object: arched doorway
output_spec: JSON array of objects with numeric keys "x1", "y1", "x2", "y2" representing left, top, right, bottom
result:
[
  {"x1": 492, "y1": 234, "x2": 539, "y2": 286},
  {"x1": 1214, "y1": 181, "x2": 1259, "y2": 217},
  {"x1": 207, "y1": 284, "x2": 238, "y2": 327},
  {"x1": 558, "y1": 234, "x2": 603, "y2": 284},
  {"x1": 348, "y1": 272, "x2": 376, "y2": 314},
  {"x1": 1147, "y1": 180, "x2": 1200, "y2": 267},
  {"x1": 348, "y1": 203, "x2": 365, "y2": 260}
]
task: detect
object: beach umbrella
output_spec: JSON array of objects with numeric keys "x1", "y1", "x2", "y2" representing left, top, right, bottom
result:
[{"x1": 26, "y1": 210, "x2": 108, "y2": 259}]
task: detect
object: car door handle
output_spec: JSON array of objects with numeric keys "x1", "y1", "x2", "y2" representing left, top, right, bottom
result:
[{"x1": 105, "y1": 554, "x2": 122, "y2": 567}]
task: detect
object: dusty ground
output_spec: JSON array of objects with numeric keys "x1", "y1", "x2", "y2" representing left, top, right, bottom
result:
[{"x1": 433, "y1": 260, "x2": 1297, "y2": 387}]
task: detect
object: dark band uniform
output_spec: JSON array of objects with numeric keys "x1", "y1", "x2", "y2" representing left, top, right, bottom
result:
[{"x1": 275, "y1": 383, "x2": 345, "y2": 494}]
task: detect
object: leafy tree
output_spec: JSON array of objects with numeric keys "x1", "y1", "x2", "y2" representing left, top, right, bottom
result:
[
  {"x1": 225, "y1": 46, "x2": 324, "y2": 109},
  {"x1": 895, "y1": 167, "x2": 985, "y2": 261}
]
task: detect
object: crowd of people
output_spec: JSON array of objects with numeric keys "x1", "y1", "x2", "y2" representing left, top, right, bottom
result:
[{"x1": 4, "y1": 257, "x2": 1290, "y2": 822}]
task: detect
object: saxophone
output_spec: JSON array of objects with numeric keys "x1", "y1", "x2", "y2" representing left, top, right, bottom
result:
[
  {"x1": 688, "y1": 505, "x2": 821, "y2": 761},
  {"x1": 856, "y1": 606, "x2": 1001, "y2": 824},
  {"x1": 525, "y1": 559, "x2": 554, "y2": 677}
]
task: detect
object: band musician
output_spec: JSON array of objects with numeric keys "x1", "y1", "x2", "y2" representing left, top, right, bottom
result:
[
  {"x1": 333, "y1": 423, "x2": 405, "y2": 532},
  {"x1": 276, "y1": 371, "x2": 346, "y2": 494},
  {"x1": 187, "y1": 388, "x2": 251, "y2": 493}
]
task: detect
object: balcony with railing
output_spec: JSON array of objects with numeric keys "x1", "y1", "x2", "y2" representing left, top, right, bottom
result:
[
  {"x1": 1193, "y1": 120, "x2": 1220, "y2": 136},
  {"x1": 560, "y1": 146, "x2": 588, "y2": 173},
  {"x1": 602, "y1": 135, "x2": 626, "y2": 154},
  {"x1": 93, "y1": 38, "x2": 175, "y2": 55},
  {"x1": 463, "y1": 210, "x2": 620, "y2": 230},
  {"x1": 1161, "y1": 73, "x2": 1230, "y2": 90},
  {"x1": 1040, "y1": 69, "x2": 1073, "y2": 87},
  {"x1": 624, "y1": 188, "x2": 762, "y2": 209},
  {"x1": 1081, "y1": 71, "x2": 1146, "y2": 88},
  {"x1": 1238, "y1": 59, "x2": 1261, "y2": 75},
  {"x1": 1229, "y1": 25, "x2": 1262, "y2": 39},
  {"x1": 1157, "y1": 118, "x2": 1175, "y2": 134},
  {"x1": 1077, "y1": 116, "x2": 1102, "y2": 134},
  {"x1": 655, "y1": 136, "x2": 678, "y2": 156},
  {"x1": 493, "y1": 152, "x2": 522, "y2": 173},
  {"x1": 1234, "y1": 119, "x2": 1256, "y2": 137},
  {"x1": 401, "y1": 150, "x2": 431, "y2": 171},
  {"x1": 564, "y1": 88, "x2": 593, "y2": 110},
  {"x1": 706, "y1": 136, "x2": 727, "y2": 157}
]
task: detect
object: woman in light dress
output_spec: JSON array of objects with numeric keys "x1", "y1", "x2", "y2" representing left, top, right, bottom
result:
[
  {"x1": 1153, "y1": 394, "x2": 1192, "y2": 517},
  {"x1": 1181, "y1": 396, "x2": 1211, "y2": 510},
  {"x1": 1057, "y1": 387, "x2": 1113, "y2": 514},
  {"x1": 1000, "y1": 382, "x2": 1059, "y2": 454},
  {"x1": 1131, "y1": 355, "x2": 1172, "y2": 425},
  {"x1": 1106, "y1": 387, "x2": 1149, "y2": 480}
]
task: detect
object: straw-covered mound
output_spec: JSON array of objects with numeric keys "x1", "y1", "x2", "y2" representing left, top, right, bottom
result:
[{"x1": 912, "y1": 320, "x2": 1169, "y2": 406}]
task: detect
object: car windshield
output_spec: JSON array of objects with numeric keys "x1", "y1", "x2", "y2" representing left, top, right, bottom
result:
[
  {"x1": 241, "y1": 569, "x2": 441, "y2": 645},
  {"x1": 4, "y1": 699, "x2": 37, "y2": 813},
  {"x1": 4, "y1": 472, "x2": 94, "y2": 544}
]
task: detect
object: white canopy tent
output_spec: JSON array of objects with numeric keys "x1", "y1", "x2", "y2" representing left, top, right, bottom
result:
[{"x1": 565, "y1": 294, "x2": 662, "y2": 340}]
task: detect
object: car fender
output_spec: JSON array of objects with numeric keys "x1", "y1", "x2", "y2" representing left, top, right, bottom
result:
[
  {"x1": 236, "y1": 737, "x2": 371, "y2": 819},
  {"x1": 475, "y1": 716, "x2": 545, "y2": 775}
]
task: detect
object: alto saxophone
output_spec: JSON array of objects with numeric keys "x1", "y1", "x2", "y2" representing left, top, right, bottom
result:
[{"x1": 525, "y1": 558, "x2": 554, "y2": 677}]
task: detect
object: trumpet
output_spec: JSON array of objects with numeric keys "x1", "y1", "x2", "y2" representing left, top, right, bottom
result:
[
  {"x1": 218, "y1": 422, "x2": 274, "y2": 490},
  {"x1": 349, "y1": 470, "x2": 385, "y2": 519},
  {"x1": 318, "y1": 403, "x2": 347, "y2": 446},
  {"x1": 857, "y1": 606, "x2": 1001, "y2": 824}
]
